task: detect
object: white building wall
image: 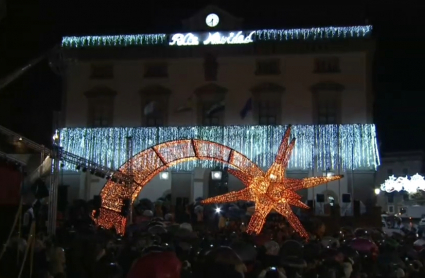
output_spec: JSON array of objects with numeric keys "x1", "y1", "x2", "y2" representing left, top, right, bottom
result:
[{"x1": 64, "y1": 52, "x2": 368, "y2": 127}]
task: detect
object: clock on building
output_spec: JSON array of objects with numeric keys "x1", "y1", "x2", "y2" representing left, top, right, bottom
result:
[{"x1": 206, "y1": 13, "x2": 219, "y2": 27}]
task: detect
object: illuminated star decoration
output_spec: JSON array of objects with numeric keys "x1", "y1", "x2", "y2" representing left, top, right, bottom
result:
[{"x1": 201, "y1": 126, "x2": 343, "y2": 238}]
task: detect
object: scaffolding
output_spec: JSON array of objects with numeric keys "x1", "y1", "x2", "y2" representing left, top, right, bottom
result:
[{"x1": 0, "y1": 125, "x2": 132, "y2": 234}]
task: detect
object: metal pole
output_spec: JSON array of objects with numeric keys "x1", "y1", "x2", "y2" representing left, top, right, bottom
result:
[
  {"x1": 48, "y1": 134, "x2": 61, "y2": 235},
  {"x1": 126, "y1": 137, "x2": 133, "y2": 224},
  {"x1": 39, "y1": 146, "x2": 44, "y2": 178},
  {"x1": 351, "y1": 127, "x2": 355, "y2": 216}
]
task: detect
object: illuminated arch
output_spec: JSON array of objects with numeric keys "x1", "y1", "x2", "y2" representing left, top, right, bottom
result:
[{"x1": 95, "y1": 139, "x2": 263, "y2": 234}]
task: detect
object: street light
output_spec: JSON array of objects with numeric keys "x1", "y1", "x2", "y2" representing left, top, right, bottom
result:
[
  {"x1": 159, "y1": 171, "x2": 169, "y2": 180},
  {"x1": 211, "y1": 171, "x2": 222, "y2": 180}
]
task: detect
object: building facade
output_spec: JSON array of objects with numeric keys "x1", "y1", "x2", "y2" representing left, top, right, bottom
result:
[
  {"x1": 58, "y1": 5, "x2": 379, "y2": 214},
  {"x1": 376, "y1": 150, "x2": 425, "y2": 214}
]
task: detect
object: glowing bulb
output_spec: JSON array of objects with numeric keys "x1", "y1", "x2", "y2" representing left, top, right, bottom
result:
[
  {"x1": 211, "y1": 171, "x2": 222, "y2": 180},
  {"x1": 374, "y1": 188, "x2": 380, "y2": 195},
  {"x1": 215, "y1": 207, "x2": 221, "y2": 213},
  {"x1": 159, "y1": 172, "x2": 169, "y2": 180}
]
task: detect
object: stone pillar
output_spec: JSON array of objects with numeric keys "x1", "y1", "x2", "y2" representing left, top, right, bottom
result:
[{"x1": 191, "y1": 167, "x2": 205, "y2": 202}]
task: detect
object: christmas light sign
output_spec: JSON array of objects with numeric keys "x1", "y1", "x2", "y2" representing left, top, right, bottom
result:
[
  {"x1": 380, "y1": 174, "x2": 425, "y2": 193},
  {"x1": 169, "y1": 31, "x2": 255, "y2": 46},
  {"x1": 203, "y1": 31, "x2": 255, "y2": 45},
  {"x1": 62, "y1": 26, "x2": 372, "y2": 48}
]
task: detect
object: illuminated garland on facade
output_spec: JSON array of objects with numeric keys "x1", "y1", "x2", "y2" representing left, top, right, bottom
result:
[
  {"x1": 62, "y1": 34, "x2": 168, "y2": 48},
  {"x1": 255, "y1": 26, "x2": 372, "y2": 41},
  {"x1": 61, "y1": 25, "x2": 372, "y2": 48},
  {"x1": 59, "y1": 124, "x2": 380, "y2": 171},
  {"x1": 380, "y1": 174, "x2": 425, "y2": 194}
]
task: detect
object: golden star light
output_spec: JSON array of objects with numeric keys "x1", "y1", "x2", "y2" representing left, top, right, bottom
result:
[{"x1": 201, "y1": 126, "x2": 343, "y2": 238}]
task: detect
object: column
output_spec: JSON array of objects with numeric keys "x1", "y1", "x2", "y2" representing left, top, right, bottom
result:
[{"x1": 191, "y1": 167, "x2": 205, "y2": 202}]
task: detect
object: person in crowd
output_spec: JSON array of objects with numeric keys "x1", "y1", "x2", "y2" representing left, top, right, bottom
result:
[{"x1": 45, "y1": 236, "x2": 66, "y2": 277}]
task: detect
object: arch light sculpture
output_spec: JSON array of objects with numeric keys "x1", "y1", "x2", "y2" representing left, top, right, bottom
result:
[{"x1": 95, "y1": 126, "x2": 343, "y2": 237}]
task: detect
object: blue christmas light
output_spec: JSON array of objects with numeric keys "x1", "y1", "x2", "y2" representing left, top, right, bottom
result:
[
  {"x1": 61, "y1": 25, "x2": 372, "y2": 48},
  {"x1": 59, "y1": 124, "x2": 380, "y2": 172}
]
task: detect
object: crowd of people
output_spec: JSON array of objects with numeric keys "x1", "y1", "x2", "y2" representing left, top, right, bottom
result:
[{"x1": 1, "y1": 196, "x2": 425, "y2": 278}]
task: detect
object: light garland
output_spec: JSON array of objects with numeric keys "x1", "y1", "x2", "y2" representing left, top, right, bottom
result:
[
  {"x1": 380, "y1": 174, "x2": 425, "y2": 194},
  {"x1": 61, "y1": 34, "x2": 167, "y2": 48},
  {"x1": 92, "y1": 208, "x2": 126, "y2": 234},
  {"x1": 201, "y1": 126, "x2": 343, "y2": 237},
  {"x1": 59, "y1": 125, "x2": 380, "y2": 172},
  {"x1": 255, "y1": 26, "x2": 372, "y2": 41},
  {"x1": 61, "y1": 25, "x2": 372, "y2": 48}
]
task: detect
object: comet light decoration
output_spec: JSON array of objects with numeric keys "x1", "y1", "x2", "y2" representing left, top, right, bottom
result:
[{"x1": 201, "y1": 126, "x2": 343, "y2": 238}]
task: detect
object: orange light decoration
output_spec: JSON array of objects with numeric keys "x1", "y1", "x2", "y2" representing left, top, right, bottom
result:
[
  {"x1": 201, "y1": 126, "x2": 343, "y2": 238},
  {"x1": 95, "y1": 139, "x2": 264, "y2": 234}
]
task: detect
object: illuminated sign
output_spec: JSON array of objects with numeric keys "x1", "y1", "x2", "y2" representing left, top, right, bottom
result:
[
  {"x1": 169, "y1": 31, "x2": 255, "y2": 46},
  {"x1": 380, "y1": 174, "x2": 425, "y2": 193},
  {"x1": 169, "y1": 33, "x2": 199, "y2": 46}
]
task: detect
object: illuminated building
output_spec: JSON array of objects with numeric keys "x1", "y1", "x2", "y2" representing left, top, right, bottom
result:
[
  {"x1": 375, "y1": 151, "x2": 424, "y2": 214},
  {"x1": 58, "y1": 5, "x2": 379, "y2": 218}
]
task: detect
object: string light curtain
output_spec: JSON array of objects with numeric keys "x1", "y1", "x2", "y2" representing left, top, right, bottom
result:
[
  {"x1": 59, "y1": 124, "x2": 380, "y2": 172},
  {"x1": 61, "y1": 26, "x2": 372, "y2": 48}
]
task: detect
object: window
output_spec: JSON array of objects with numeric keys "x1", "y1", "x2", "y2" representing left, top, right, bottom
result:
[
  {"x1": 194, "y1": 83, "x2": 228, "y2": 126},
  {"x1": 144, "y1": 63, "x2": 168, "y2": 78},
  {"x1": 140, "y1": 85, "x2": 171, "y2": 127},
  {"x1": 388, "y1": 205, "x2": 394, "y2": 213},
  {"x1": 317, "y1": 98, "x2": 338, "y2": 124},
  {"x1": 387, "y1": 169, "x2": 393, "y2": 176},
  {"x1": 90, "y1": 64, "x2": 114, "y2": 79},
  {"x1": 90, "y1": 100, "x2": 113, "y2": 127},
  {"x1": 144, "y1": 103, "x2": 164, "y2": 127},
  {"x1": 255, "y1": 59, "x2": 280, "y2": 76},
  {"x1": 311, "y1": 82, "x2": 343, "y2": 125},
  {"x1": 204, "y1": 53, "x2": 218, "y2": 81},
  {"x1": 258, "y1": 101, "x2": 277, "y2": 125},
  {"x1": 251, "y1": 83, "x2": 284, "y2": 125},
  {"x1": 387, "y1": 193, "x2": 394, "y2": 204},
  {"x1": 403, "y1": 168, "x2": 408, "y2": 175},
  {"x1": 84, "y1": 87, "x2": 117, "y2": 127},
  {"x1": 201, "y1": 102, "x2": 223, "y2": 126},
  {"x1": 314, "y1": 57, "x2": 340, "y2": 73}
]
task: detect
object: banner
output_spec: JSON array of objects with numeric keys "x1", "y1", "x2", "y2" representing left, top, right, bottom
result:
[{"x1": 0, "y1": 162, "x2": 22, "y2": 205}]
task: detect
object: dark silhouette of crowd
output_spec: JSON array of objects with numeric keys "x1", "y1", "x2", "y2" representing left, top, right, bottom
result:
[{"x1": 1, "y1": 196, "x2": 425, "y2": 278}]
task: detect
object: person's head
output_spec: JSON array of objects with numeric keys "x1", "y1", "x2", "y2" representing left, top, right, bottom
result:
[
  {"x1": 264, "y1": 240, "x2": 280, "y2": 256},
  {"x1": 127, "y1": 251, "x2": 181, "y2": 278},
  {"x1": 204, "y1": 246, "x2": 247, "y2": 276}
]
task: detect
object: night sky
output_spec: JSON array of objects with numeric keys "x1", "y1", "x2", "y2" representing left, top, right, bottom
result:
[{"x1": 0, "y1": 1, "x2": 423, "y2": 152}]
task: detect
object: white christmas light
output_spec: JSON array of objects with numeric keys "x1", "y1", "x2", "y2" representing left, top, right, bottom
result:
[
  {"x1": 211, "y1": 171, "x2": 222, "y2": 180},
  {"x1": 61, "y1": 25, "x2": 372, "y2": 48},
  {"x1": 159, "y1": 172, "x2": 169, "y2": 180},
  {"x1": 380, "y1": 174, "x2": 425, "y2": 193},
  {"x1": 59, "y1": 124, "x2": 380, "y2": 172}
]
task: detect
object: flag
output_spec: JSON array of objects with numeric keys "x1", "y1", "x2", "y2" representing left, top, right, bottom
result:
[
  {"x1": 175, "y1": 97, "x2": 193, "y2": 113},
  {"x1": 207, "y1": 100, "x2": 225, "y2": 115},
  {"x1": 144, "y1": 101, "x2": 156, "y2": 115},
  {"x1": 240, "y1": 98, "x2": 252, "y2": 119}
]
